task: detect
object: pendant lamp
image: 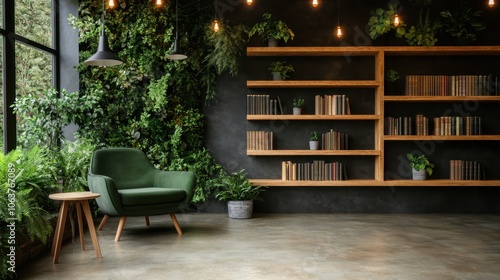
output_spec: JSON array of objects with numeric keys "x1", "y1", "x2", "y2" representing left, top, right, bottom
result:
[
  {"x1": 168, "y1": 0, "x2": 187, "y2": 60},
  {"x1": 84, "y1": 1, "x2": 122, "y2": 66}
]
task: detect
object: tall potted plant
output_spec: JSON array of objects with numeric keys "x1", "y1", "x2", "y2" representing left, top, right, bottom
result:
[
  {"x1": 215, "y1": 169, "x2": 267, "y2": 219},
  {"x1": 249, "y1": 13, "x2": 295, "y2": 47},
  {"x1": 407, "y1": 153, "x2": 434, "y2": 180}
]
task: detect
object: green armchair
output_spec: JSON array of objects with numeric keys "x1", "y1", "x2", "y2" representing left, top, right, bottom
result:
[{"x1": 88, "y1": 148, "x2": 196, "y2": 241}]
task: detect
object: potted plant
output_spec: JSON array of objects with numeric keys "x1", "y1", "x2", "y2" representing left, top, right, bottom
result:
[
  {"x1": 438, "y1": 3, "x2": 486, "y2": 45},
  {"x1": 385, "y1": 69, "x2": 400, "y2": 95},
  {"x1": 249, "y1": 13, "x2": 295, "y2": 47},
  {"x1": 368, "y1": 4, "x2": 406, "y2": 43},
  {"x1": 292, "y1": 98, "x2": 305, "y2": 115},
  {"x1": 215, "y1": 169, "x2": 267, "y2": 219},
  {"x1": 269, "y1": 61, "x2": 294, "y2": 81},
  {"x1": 407, "y1": 153, "x2": 434, "y2": 180},
  {"x1": 309, "y1": 131, "x2": 320, "y2": 150}
]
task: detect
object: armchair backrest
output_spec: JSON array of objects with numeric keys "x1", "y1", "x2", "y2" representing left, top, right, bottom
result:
[{"x1": 89, "y1": 148, "x2": 156, "y2": 189}]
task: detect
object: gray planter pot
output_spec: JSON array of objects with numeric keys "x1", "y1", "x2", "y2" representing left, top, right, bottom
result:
[
  {"x1": 412, "y1": 168, "x2": 427, "y2": 180},
  {"x1": 227, "y1": 200, "x2": 253, "y2": 219},
  {"x1": 268, "y1": 38, "x2": 278, "y2": 47},
  {"x1": 293, "y1": 107, "x2": 301, "y2": 115},
  {"x1": 309, "y1": 141, "x2": 319, "y2": 150},
  {"x1": 272, "y1": 72, "x2": 282, "y2": 81}
]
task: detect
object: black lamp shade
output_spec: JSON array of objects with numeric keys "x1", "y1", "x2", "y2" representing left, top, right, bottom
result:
[{"x1": 84, "y1": 28, "x2": 123, "y2": 67}]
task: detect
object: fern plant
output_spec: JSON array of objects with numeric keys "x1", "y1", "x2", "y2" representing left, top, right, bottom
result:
[{"x1": 215, "y1": 169, "x2": 267, "y2": 201}]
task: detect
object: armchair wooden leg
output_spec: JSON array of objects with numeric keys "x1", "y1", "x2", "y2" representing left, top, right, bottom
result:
[
  {"x1": 98, "y1": 215, "x2": 109, "y2": 231},
  {"x1": 170, "y1": 213, "x2": 183, "y2": 235},
  {"x1": 145, "y1": 216, "x2": 150, "y2": 226},
  {"x1": 115, "y1": 216, "x2": 127, "y2": 241}
]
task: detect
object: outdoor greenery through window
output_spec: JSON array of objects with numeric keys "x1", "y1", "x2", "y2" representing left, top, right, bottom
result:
[{"x1": 15, "y1": 0, "x2": 53, "y2": 48}]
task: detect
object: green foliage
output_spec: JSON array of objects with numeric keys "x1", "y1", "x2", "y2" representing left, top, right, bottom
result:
[
  {"x1": 385, "y1": 69, "x2": 401, "y2": 82},
  {"x1": 293, "y1": 98, "x2": 305, "y2": 108},
  {"x1": 404, "y1": 8, "x2": 439, "y2": 46},
  {"x1": 215, "y1": 169, "x2": 267, "y2": 201},
  {"x1": 310, "y1": 131, "x2": 319, "y2": 141},
  {"x1": 439, "y1": 5, "x2": 486, "y2": 43},
  {"x1": 368, "y1": 4, "x2": 406, "y2": 40},
  {"x1": 205, "y1": 21, "x2": 249, "y2": 76},
  {"x1": 61, "y1": 138, "x2": 98, "y2": 192},
  {"x1": 71, "y1": 0, "x2": 247, "y2": 203},
  {"x1": 13, "y1": 88, "x2": 101, "y2": 151},
  {"x1": 249, "y1": 13, "x2": 295, "y2": 43},
  {"x1": 407, "y1": 153, "x2": 434, "y2": 175},
  {"x1": 269, "y1": 61, "x2": 294, "y2": 80},
  {"x1": 0, "y1": 146, "x2": 58, "y2": 279}
]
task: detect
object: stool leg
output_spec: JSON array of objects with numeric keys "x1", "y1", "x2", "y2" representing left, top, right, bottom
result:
[
  {"x1": 82, "y1": 201, "x2": 102, "y2": 259},
  {"x1": 170, "y1": 213, "x2": 183, "y2": 235},
  {"x1": 53, "y1": 201, "x2": 70, "y2": 264},
  {"x1": 76, "y1": 202, "x2": 85, "y2": 251},
  {"x1": 51, "y1": 200, "x2": 65, "y2": 257}
]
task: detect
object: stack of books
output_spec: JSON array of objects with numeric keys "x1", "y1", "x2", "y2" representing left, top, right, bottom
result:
[
  {"x1": 449, "y1": 160, "x2": 483, "y2": 180},
  {"x1": 433, "y1": 116, "x2": 481, "y2": 136},
  {"x1": 247, "y1": 95, "x2": 283, "y2": 115},
  {"x1": 281, "y1": 160, "x2": 347, "y2": 181},
  {"x1": 405, "y1": 74, "x2": 495, "y2": 96},
  {"x1": 322, "y1": 129, "x2": 349, "y2": 150},
  {"x1": 247, "y1": 131, "x2": 273, "y2": 150},
  {"x1": 314, "y1": 94, "x2": 350, "y2": 115}
]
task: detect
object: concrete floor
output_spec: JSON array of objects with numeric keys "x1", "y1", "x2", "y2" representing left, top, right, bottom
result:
[{"x1": 18, "y1": 213, "x2": 500, "y2": 280}]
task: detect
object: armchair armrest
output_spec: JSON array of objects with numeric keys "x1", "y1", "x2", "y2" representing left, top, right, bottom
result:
[
  {"x1": 87, "y1": 173, "x2": 123, "y2": 216},
  {"x1": 153, "y1": 171, "x2": 196, "y2": 210}
]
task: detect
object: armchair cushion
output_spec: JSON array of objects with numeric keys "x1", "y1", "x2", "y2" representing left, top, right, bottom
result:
[{"x1": 118, "y1": 188, "x2": 186, "y2": 206}]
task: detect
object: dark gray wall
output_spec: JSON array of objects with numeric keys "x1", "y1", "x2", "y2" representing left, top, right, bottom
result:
[{"x1": 205, "y1": 0, "x2": 500, "y2": 213}]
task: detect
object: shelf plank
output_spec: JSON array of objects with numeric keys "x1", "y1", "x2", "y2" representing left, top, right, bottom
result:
[
  {"x1": 249, "y1": 179, "x2": 500, "y2": 187},
  {"x1": 247, "y1": 47, "x2": 381, "y2": 56},
  {"x1": 247, "y1": 115, "x2": 380, "y2": 121},
  {"x1": 247, "y1": 150, "x2": 380, "y2": 156},
  {"x1": 384, "y1": 96, "x2": 500, "y2": 102},
  {"x1": 247, "y1": 80, "x2": 380, "y2": 88},
  {"x1": 383, "y1": 46, "x2": 500, "y2": 56},
  {"x1": 384, "y1": 135, "x2": 500, "y2": 141}
]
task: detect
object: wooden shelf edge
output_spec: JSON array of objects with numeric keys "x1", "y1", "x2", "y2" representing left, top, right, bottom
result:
[
  {"x1": 247, "y1": 150, "x2": 381, "y2": 156},
  {"x1": 247, "y1": 115, "x2": 381, "y2": 121},
  {"x1": 247, "y1": 80, "x2": 380, "y2": 88},
  {"x1": 249, "y1": 179, "x2": 500, "y2": 187},
  {"x1": 384, "y1": 135, "x2": 500, "y2": 141},
  {"x1": 384, "y1": 96, "x2": 500, "y2": 102}
]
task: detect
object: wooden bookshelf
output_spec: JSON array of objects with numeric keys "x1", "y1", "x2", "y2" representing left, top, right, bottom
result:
[
  {"x1": 246, "y1": 115, "x2": 380, "y2": 121},
  {"x1": 246, "y1": 80, "x2": 380, "y2": 88},
  {"x1": 245, "y1": 46, "x2": 500, "y2": 187},
  {"x1": 247, "y1": 150, "x2": 380, "y2": 156}
]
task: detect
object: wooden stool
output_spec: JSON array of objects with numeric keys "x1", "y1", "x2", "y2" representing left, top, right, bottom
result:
[{"x1": 49, "y1": 192, "x2": 102, "y2": 264}]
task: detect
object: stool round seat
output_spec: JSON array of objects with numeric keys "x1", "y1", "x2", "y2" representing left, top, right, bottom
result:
[{"x1": 49, "y1": 192, "x2": 100, "y2": 201}]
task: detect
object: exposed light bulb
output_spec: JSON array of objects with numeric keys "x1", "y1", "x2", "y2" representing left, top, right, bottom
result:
[
  {"x1": 488, "y1": 0, "x2": 495, "y2": 7},
  {"x1": 156, "y1": 0, "x2": 162, "y2": 7},
  {"x1": 246, "y1": 0, "x2": 253, "y2": 5},
  {"x1": 108, "y1": 0, "x2": 116, "y2": 9},
  {"x1": 312, "y1": 0, "x2": 319, "y2": 8},
  {"x1": 394, "y1": 14, "x2": 400, "y2": 27},
  {"x1": 336, "y1": 26, "x2": 343, "y2": 38},
  {"x1": 213, "y1": 19, "x2": 220, "y2": 32}
]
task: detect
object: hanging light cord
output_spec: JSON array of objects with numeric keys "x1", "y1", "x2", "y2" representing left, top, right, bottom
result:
[{"x1": 337, "y1": 0, "x2": 340, "y2": 27}]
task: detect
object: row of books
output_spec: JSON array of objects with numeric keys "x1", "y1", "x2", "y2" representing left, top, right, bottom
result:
[
  {"x1": 322, "y1": 129, "x2": 349, "y2": 150},
  {"x1": 405, "y1": 75, "x2": 496, "y2": 96},
  {"x1": 433, "y1": 116, "x2": 482, "y2": 136},
  {"x1": 385, "y1": 117, "x2": 413, "y2": 136},
  {"x1": 247, "y1": 131, "x2": 274, "y2": 150},
  {"x1": 247, "y1": 95, "x2": 283, "y2": 115},
  {"x1": 449, "y1": 160, "x2": 484, "y2": 180},
  {"x1": 314, "y1": 94, "x2": 351, "y2": 115},
  {"x1": 282, "y1": 160, "x2": 347, "y2": 181}
]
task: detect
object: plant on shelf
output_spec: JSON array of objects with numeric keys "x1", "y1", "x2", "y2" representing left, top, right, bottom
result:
[
  {"x1": 368, "y1": 4, "x2": 406, "y2": 41},
  {"x1": 404, "y1": 1, "x2": 439, "y2": 46},
  {"x1": 385, "y1": 69, "x2": 401, "y2": 94},
  {"x1": 407, "y1": 153, "x2": 434, "y2": 180},
  {"x1": 269, "y1": 61, "x2": 294, "y2": 81},
  {"x1": 438, "y1": 2, "x2": 486, "y2": 44},
  {"x1": 292, "y1": 98, "x2": 305, "y2": 115},
  {"x1": 309, "y1": 131, "x2": 320, "y2": 150},
  {"x1": 249, "y1": 13, "x2": 295, "y2": 46},
  {"x1": 215, "y1": 169, "x2": 267, "y2": 219}
]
